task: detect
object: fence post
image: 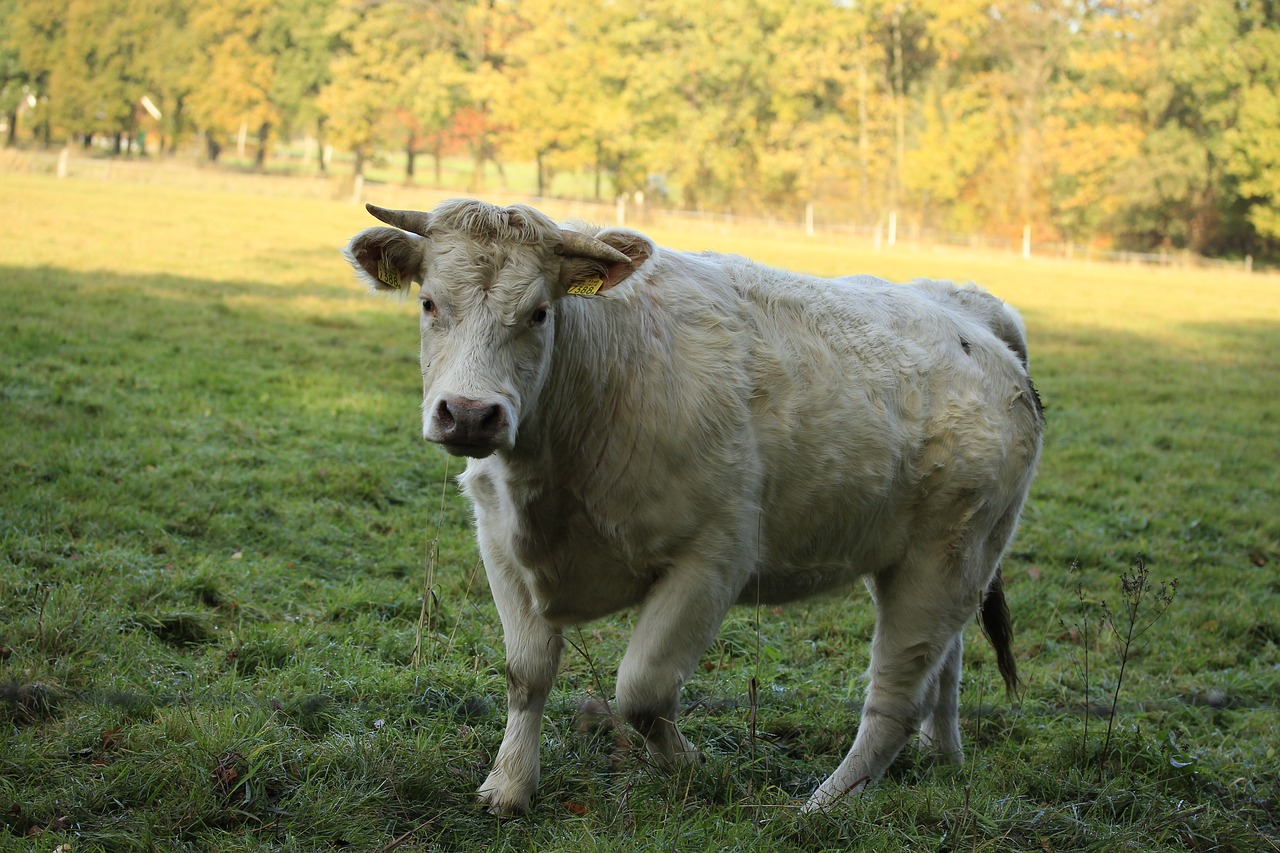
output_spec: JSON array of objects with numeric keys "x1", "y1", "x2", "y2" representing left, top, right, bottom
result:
[
  {"x1": 805, "y1": 202, "x2": 814, "y2": 237},
  {"x1": 352, "y1": 173, "x2": 364, "y2": 205},
  {"x1": 1022, "y1": 224, "x2": 1031, "y2": 260},
  {"x1": 888, "y1": 211, "x2": 897, "y2": 248},
  {"x1": 56, "y1": 146, "x2": 69, "y2": 179},
  {"x1": 1245, "y1": 255, "x2": 1253, "y2": 274}
]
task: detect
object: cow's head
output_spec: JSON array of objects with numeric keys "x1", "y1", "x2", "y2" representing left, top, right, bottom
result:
[{"x1": 343, "y1": 200, "x2": 646, "y2": 458}]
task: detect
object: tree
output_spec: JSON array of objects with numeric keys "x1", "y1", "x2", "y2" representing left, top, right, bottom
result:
[
  {"x1": 1222, "y1": 8, "x2": 1280, "y2": 248},
  {"x1": 4, "y1": 0, "x2": 68, "y2": 147},
  {"x1": 0, "y1": 0, "x2": 26, "y2": 146},
  {"x1": 493, "y1": 0, "x2": 631, "y2": 198},
  {"x1": 263, "y1": 0, "x2": 338, "y2": 170},
  {"x1": 186, "y1": 0, "x2": 278, "y2": 166},
  {"x1": 1041, "y1": 0, "x2": 1153, "y2": 246},
  {"x1": 761, "y1": 0, "x2": 887, "y2": 220},
  {"x1": 1114, "y1": 0, "x2": 1280, "y2": 256}
]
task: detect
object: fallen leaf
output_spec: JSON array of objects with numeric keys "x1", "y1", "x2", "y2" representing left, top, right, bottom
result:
[
  {"x1": 564, "y1": 801, "x2": 588, "y2": 816},
  {"x1": 1026, "y1": 566, "x2": 1042, "y2": 581}
]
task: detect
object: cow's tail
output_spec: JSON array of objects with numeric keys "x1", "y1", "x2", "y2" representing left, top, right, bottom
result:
[{"x1": 980, "y1": 568, "x2": 1020, "y2": 696}]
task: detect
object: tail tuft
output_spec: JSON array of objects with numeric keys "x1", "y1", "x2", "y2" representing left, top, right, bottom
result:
[{"x1": 979, "y1": 568, "x2": 1020, "y2": 695}]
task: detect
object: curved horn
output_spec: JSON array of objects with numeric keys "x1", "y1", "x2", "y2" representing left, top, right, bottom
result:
[
  {"x1": 366, "y1": 203, "x2": 432, "y2": 237},
  {"x1": 558, "y1": 229, "x2": 631, "y2": 266}
]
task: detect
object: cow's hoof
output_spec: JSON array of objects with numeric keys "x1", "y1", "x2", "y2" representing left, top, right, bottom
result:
[
  {"x1": 477, "y1": 767, "x2": 534, "y2": 816},
  {"x1": 477, "y1": 786, "x2": 530, "y2": 817},
  {"x1": 801, "y1": 774, "x2": 872, "y2": 813}
]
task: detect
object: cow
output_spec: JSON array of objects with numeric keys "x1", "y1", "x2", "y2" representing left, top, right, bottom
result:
[{"x1": 342, "y1": 198, "x2": 1043, "y2": 815}]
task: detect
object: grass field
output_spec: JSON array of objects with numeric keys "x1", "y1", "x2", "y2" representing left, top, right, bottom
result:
[{"x1": 1, "y1": 170, "x2": 1278, "y2": 852}]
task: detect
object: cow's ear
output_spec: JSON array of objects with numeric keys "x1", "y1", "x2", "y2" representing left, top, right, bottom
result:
[
  {"x1": 557, "y1": 229, "x2": 652, "y2": 297},
  {"x1": 343, "y1": 227, "x2": 425, "y2": 294}
]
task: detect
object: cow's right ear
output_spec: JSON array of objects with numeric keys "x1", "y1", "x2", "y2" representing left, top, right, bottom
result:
[{"x1": 342, "y1": 227, "x2": 425, "y2": 294}]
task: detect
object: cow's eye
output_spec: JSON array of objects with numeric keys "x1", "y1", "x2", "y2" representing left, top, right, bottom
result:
[
  {"x1": 421, "y1": 298, "x2": 436, "y2": 316},
  {"x1": 529, "y1": 306, "x2": 549, "y2": 327}
]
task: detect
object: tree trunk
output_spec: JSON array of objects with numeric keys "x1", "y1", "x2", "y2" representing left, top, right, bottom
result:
[
  {"x1": 315, "y1": 118, "x2": 328, "y2": 174},
  {"x1": 594, "y1": 140, "x2": 603, "y2": 201},
  {"x1": 857, "y1": 35, "x2": 869, "y2": 222},
  {"x1": 405, "y1": 132, "x2": 416, "y2": 184},
  {"x1": 890, "y1": 5, "x2": 905, "y2": 215},
  {"x1": 535, "y1": 149, "x2": 545, "y2": 197},
  {"x1": 206, "y1": 134, "x2": 222, "y2": 162},
  {"x1": 254, "y1": 122, "x2": 270, "y2": 170},
  {"x1": 4, "y1": 108, "x2": 17, "y2": 147},
  {"x1": 353, "y1": 147, "x2": 366, "y2": 177}
]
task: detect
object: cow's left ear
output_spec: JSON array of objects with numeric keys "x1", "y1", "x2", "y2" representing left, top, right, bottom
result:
[
  {"x1": 343, "y1": 227, "x2": 425, "y2": 295},
  {"x1": 556, "y1": 229, "x2": 652, "y2": 297}
]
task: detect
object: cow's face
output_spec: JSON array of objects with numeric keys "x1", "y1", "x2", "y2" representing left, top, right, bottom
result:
[{"x1": 344, "y1": 202, "x2": 639, "y2": 458}]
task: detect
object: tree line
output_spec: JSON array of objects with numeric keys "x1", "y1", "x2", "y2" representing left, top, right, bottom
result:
[{"x1": 2, "y1": 0, "x2": 1278, "y2": 260}]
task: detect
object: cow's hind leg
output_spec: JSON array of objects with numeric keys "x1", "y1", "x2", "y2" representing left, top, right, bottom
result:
[
  {"x1": 919, "y1": 633, "x2": 964, "y2": 763},
  {"x1": 803, "y1": 558, "x2": 979, "y2": 812}
]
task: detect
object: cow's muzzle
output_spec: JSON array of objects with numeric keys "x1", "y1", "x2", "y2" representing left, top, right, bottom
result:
[{"x1": 427, "y1": 397, "x2": 513, "y2": 457}]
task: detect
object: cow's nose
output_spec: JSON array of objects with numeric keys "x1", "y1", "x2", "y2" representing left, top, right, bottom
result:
[{"x1": 433, "y1": 397, "x2": 509, "y2": 452}]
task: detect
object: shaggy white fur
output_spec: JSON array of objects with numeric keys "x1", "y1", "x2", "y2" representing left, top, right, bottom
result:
[{"x1": 344, "y1": 199, "x2": 1043, "y2": 815}]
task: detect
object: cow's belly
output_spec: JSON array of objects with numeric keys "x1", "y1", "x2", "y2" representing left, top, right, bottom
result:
[{"x1": 738, "y1": 559, "x2": 873, "y2": 605}]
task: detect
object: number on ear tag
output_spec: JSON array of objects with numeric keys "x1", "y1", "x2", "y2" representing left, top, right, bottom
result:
[
  {"x1": 567, "y1": 278, "x2": 604, "y2": 296},
  {"x1": 376, "y1": 257, "x2": 401, "y2": 288}
]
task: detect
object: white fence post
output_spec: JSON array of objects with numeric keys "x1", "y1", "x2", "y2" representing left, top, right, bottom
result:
[
  {"x1": 56, "y1": 146, "x2": 69, "y2": 179},
  {"x1": 352, "y1": 173, "x2": 364, "y2": 205},
  {"x1": 888, "y1": 211, "x2": 897, "y2": 248},
  {"x1": 805, "y1": 202, "x2": 814, "y2": 237},
  {"x1": 1022, "y1": 224, "x2": 1031, "y2": 260}
]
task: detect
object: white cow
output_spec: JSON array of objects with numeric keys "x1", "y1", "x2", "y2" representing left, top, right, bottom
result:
[{"x1": 343, "y1": 199, "x2": 1043, "y2": 814}]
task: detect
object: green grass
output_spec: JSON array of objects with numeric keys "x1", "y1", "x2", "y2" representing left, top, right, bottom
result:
[{"x1": 1, "y1": 171, "x2": 1278, "y2": 851}]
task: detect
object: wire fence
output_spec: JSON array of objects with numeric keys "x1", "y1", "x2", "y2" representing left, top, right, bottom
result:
[{"x1": 4, "y1": 146, "x2": 1270, "y2": 275}]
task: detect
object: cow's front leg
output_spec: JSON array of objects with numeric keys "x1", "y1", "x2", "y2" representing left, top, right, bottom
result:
[
  {"x1": 476, "y1": 561, "x2": 563, "y2": 815},
  {"x1": 616, "y1": 559, "x2": 739, "y2": 769}
]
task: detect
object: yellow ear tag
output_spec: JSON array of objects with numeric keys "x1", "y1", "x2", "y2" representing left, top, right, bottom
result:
[
  {"x1": 376, "y1": 257, "x2": 401, "y2": 289},
  {"x1": 566, "y1": 277, "x2": 604, "y2": 296}
]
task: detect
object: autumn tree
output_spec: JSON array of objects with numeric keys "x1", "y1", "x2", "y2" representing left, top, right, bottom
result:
[
  {"x1": 1040, "y1": 0, "x2": 1152, "y2": 246},
  {"x1": 493, "y1": 0, "x2": 631, "y2": 198},
  {"x1": 187, "y1": 0, "x2": 280, "y2": 166},
  {"x1": 262, "y1": 0, "x2": 338, "y2": 169},
  {"x1": 0, "y1": 0, "x2": 27, "y2": 147},
  {"x1": 3, "y1": 1, "x2": 66, "y2": 147}
]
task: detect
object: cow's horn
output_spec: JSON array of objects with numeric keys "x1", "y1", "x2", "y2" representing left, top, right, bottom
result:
[
  {"x1": 366, "y1": 204, "x2": 432, "y2": 237},
  {"x1": 559, "y1": 230, "x2": 631, "y2": 265}
]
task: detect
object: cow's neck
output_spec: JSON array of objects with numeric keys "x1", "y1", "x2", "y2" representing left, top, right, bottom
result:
[{"x1": 500, "y1": 294, "x2": 650, "y2": 497}]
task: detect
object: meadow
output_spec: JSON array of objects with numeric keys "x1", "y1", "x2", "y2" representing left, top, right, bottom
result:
[{"x1": 0, "y1": 170, "x2": 1277, "y2": 851}]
